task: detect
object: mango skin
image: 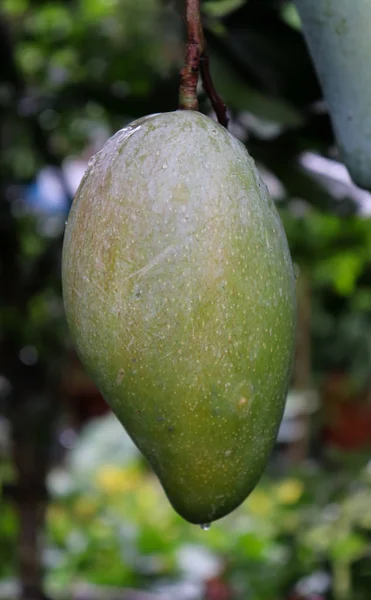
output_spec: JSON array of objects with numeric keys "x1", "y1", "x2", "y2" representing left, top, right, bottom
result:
[
  {"x1": 295, "y1": 0, "x2": 371, "y2": 190},
  {"x1": 62, "y1": 110, "x2": 296, "y2": 524}
]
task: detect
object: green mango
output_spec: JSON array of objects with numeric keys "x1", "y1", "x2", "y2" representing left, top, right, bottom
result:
[
  {"x1": 62, "y1": 110, "x2": 296, "y2": 525},
  {"x1": 294, "y1": 0, "x2": 371, "y2": 190}
]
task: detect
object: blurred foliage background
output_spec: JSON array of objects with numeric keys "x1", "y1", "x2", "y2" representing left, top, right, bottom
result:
[{"x1": 1, "y1": 0, "x2": 371, "y2": 599}]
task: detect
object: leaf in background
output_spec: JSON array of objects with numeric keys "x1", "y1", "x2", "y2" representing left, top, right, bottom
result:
[
  {"x1": 330, "y1": 533, "x2": 368, "y2": 562},
  {"x1": 207, "y1": 1, "x2": 320, "y2": 106},
  {"x1": 280, "y1": 1, "x2": 301, "y2": 31},
  {"x1": 66, "y1": 413, "x2": 139, "y2": 486},
  {"x1": 203, "y1": 0, "x2": 246, "y2": 18},
  {"x1": 3, "y1": 0, "x2": 29, "y2": 16},
  {"x1": 315, "y1": 252, "x2": 365, "y2": 296},
  {"x1": 210, "y1": 54, "x2": 304, "y2": 126}
]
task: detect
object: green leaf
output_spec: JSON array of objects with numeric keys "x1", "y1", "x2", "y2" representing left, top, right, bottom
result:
[
  {"x1": 315, "y1": 252, "x2": 364, "y2": 296},
  {"x1": 210, "y1": 55, "x2": 304, "y2": 126},
  {"x1": 203, "y1": 0, "x2": 245, "y2": 18},
  {"x1": 3, "y1": 0, "x2": 29, "y2": 16},
  {"x1": 281, "y1": 2, "x2": 301, "y2": 31},
  {"x1": 330, "y1": 533, "x2": 367, "y2": 562}
]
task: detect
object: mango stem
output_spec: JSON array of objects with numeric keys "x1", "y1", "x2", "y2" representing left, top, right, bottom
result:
[
  {"x1": 179, "y1": 0, "x2": 228, "y2": 129},
  {"x1": 179, "y1": 0, "x2": 203, "y2": 112}
]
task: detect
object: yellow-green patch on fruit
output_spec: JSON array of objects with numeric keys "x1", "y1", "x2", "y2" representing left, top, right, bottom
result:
[{"x1": 62, "y1": 110, "x2": 296, "y2": 524}]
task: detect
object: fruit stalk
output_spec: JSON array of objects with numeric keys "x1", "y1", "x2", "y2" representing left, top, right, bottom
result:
[
  {"x1": 179, "y1": 0, "x2": 228, "y2": 128},
  {"x1": 179, "y1": 0, "x2": 203, "y2": 112}
]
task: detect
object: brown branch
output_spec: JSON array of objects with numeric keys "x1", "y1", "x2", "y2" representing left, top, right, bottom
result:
[
  {"x1": 200, "y1": 52, "x2": 229, "y2": 128},
  {"x1": 179, "y1": 0, "x2": 203, "y2": 111},
  {"x1": 179, "y1": 0, "x2": 228, "y2": 128}
]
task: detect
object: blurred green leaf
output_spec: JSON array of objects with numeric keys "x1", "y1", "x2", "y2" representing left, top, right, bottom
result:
[
  {"x1": 203, "y1": 0, "x2": 245, "y2": 18},
  {"x1": 211, "y1": 55, "x2": 304, "y2": 125},
  {"x1": 316, "y1": 252, "x2": 364, "y2": 296},
  {"x1": 281, "y1": 2, "x2": 301, "y2": 31},
  {"x1": 2, "y1": 0, "x2": 29, "y2": 15},
  {"x1": 330, "y1": 533, "x2": 368, "y2": 562}
]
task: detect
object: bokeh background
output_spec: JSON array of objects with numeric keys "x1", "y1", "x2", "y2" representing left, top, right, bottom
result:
[{"x1": 1, "y1": 1, "x2": 371, "y2": 599}]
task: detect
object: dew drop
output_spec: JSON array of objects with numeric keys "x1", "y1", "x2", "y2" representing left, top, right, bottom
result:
[
  {"x1": 64, "y1": 220, "x2": 68, "y2": 226},
  {"x1": 162, "y1": 164, "x2": 168, "y2": 170},
  {"x1": 200, "y1": 523, "x2": 211, "y2": 531}
]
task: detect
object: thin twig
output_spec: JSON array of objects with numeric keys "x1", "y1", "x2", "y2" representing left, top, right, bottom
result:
[{"x1": 200, "y1": 51, "x2": 229, "y2": 128}]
